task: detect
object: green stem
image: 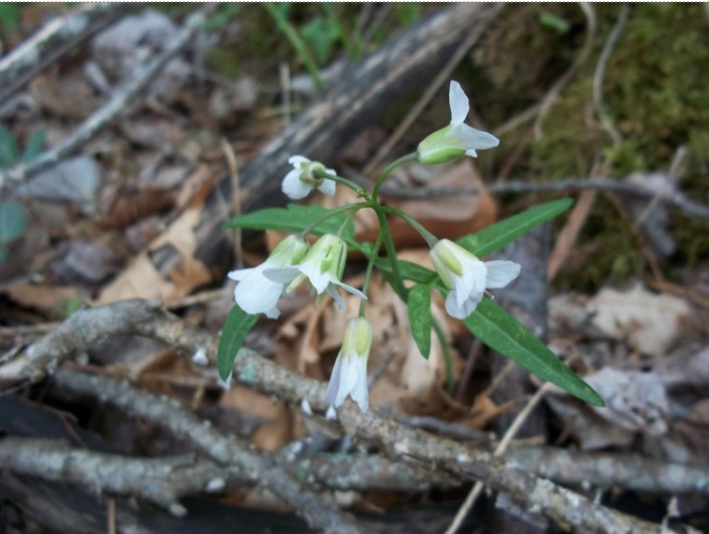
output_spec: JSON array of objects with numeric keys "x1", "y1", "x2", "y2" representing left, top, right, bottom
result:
[
  {"x1": 263, "y1": 3, "x2": 323, "y2": 91},
  {"x1": 432, "y1": 317, "x2": 455, "y2": 393},
  {"x1": 374, "y1": 208, "x2": 407, "y2": 299},
  {"x1": 383, "y1": 206, "x2": 438, "y2": 248},
  {"x1": 359, "y1": 229, "x2": 386, "y2": 317},
  {"x1": 372, "y1": 153, "x2": 417, "y2": 200},
  {"x1": 299, "y1": 202, "x2": 366, "y2": 238},
  {"x1": 313, "y1": 170, "x2": 366, "y2": 197}
]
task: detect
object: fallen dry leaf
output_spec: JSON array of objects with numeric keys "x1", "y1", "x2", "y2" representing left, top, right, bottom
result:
[{"x1": 587, "y1": 283, "x2": 694, "y2": 357}]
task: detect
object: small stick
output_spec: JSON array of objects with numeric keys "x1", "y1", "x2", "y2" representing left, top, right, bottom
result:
[{"x1": 0, "y1": 7, "x2": 208, "y2": 191}]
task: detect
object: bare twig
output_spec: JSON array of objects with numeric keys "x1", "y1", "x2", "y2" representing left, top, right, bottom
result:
[
  {"x1": 0, "y1": 301, "x2": 674, "y2": 532},
  {"x1": 378, "y1": 176, "x2": 709, "y2": 220},
  {"x1": 0, "y1": 3, "x2": 128, "y2": 103},
  {"x1": 4, "y1": 434, "x2": 707, "y2": 505},
  {"x1": 52, "y1": 368, "x2": 363, "y2": 534},
  {"x1": 506, "y1": 446, "x2": 709, "y2": 497},
  {"x1": 0, "y1": 438, "x2": 226, "y2": 516},
  {"x1": 444, "y1": 383, "x2": 553, "y2": 534},
  {"x1": 0, "y1": 8, "x2": 206, "y2": 191}
]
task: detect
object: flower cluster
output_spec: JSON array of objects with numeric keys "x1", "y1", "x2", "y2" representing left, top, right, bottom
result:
[{"x1": 226, "y1": 81, "x2": 518, "y2": 414}]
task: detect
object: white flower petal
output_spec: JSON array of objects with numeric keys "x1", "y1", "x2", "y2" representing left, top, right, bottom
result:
[
  {"x1": 282, "y1": 169, "x2": 312, "y2": 199},
  {"x1": 325, "y1": 352, "x2": 345, "y2": 406},
  {"x1": 445, "y1": 291, "x2": 482, "y2": 319},
  {"x1": 317, "y1": 178, "x2": 336, "y2": 197},
  {"x1": 350, "y1": 356, "x2": 369, "y2": 412},
  {"x1": 234, "y1": 270, "x2": 283, "y2": 315},
  {"x1": 336, "y1": 353, "x2": 359, "y2": 407},
  {"x1": 465, "y1": 148, "x2": 478, "y2": 157},
  {"x1": 228, "y1": 268, "x2": 254, "y2": 281},
  {"x1": 263, "y1": 267, "x2": 300, "y2": 284},
  {"x1": 333, "y1": 280, "x2": 367, "y2": 301},
  {"x1": 299, "y1": 259, "x2": 330, "y2": 294},
  {"x1": 288, "y1": 155, "x2": 310, "y2": 166},
  {"x1": 449, "y1": 81, "x2": 470, "y2": 126},
  {"x1": 485, "y1": 260, "x2": 521, "y2": 289},
  {"x1": 454, "y1": 124, "x2": 500, "y2": 150},
  {"x1": 265, "y1": 305, "x2": 281, "y2": 319},
  {"x1": 453, "y1": 257, "x2": 487, "y2": 310},
  {"x1": 327, "y1": 284, "x2": 346, "y2": 309}
]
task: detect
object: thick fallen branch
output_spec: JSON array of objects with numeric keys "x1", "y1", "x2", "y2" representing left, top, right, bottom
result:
[
  {"x1": 0, "y1": 7, "x2": 205, "y2": 190},
  {"x1": 232, "y1": 351, "x2": 671, "y2": 534},
  {"x1": 52, "y1": 368, "x2": 362, "y2": 534},
  {"x1": 0, "y1": 300, "x2": 674, "y2": 533},
  {"x1": 0, "y1": 3, "x2": 128, "y2": 102},
  {"x1": 0, "y1": 438, "x2": 227, "y2": 516},
  {"x1": 379, "y1": 177, "x2": 709, "y2": 220}
]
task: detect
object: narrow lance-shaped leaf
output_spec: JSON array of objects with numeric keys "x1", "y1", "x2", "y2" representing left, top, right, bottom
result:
[
  {"x1": 463, "y1": 298, "x2": 604, "y2": 407},
  {"x1": 217, "y1": 305, "x2": 259, "y2": 380},
  {"x1": 374, "y1": 257, "x2": 436, "y2": 284},
  {"x1": 408, "y1": 284, "x2": 432, "y2": 358},
  {"x1": 0, "y1": 200, "x2": 27, "y2": 245},
  {"x1": 224, "y1": 203, "x2": 355, "y2": 240},
  {"x1": 458, "y1": 198, "x2": 573, "y2": 257}
]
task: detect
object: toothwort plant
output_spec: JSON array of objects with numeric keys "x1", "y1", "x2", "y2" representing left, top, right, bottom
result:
[{"x1": 219, "y1": 81, "x2": 605, "y2": 412}]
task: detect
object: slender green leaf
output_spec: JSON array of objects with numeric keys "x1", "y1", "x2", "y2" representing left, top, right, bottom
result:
[
  {"x1": 301, "y1": 16, "x2": 338, "y2": 64},
  {"x1": 375, "y1": 257, "x2": 436, "y2": 284},
  {"x1": 0, "y1": 200, "x2": 27, "y2": 244},
  {"x1": 539, "y1": 12, "x2": 571, "y2": 34},
  {"x1": 224, "y1": 204, "x2": 354, "y2": 240},
  {"x1": 463, "y1": 298, "x2": 604, "y2": 406},
  {"x1": 21, "y1": 130, "x2": 46, "y2": 162},
  {"x1": 408, "y1": 284, "x2": 432, "y2": 358},
  {"x1": 0, "y1": 125, "x2": 19, "y2": 168},
  {"x1": 458, "y1": 198, "x2": 574, "y2": 257},
  {"x1": 217, "y1": 306, "x2": 259, "y2": 380}
]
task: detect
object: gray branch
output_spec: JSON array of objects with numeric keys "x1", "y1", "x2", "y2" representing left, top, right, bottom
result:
[
  {"x1": 0, "y1": 7, "x2": 205, "y2": 191},
  {"x1": 0, "y1": 300, "x2": 678, "y2": 532},
  {"x1": 52, "y1": 368, "x2": 362, "y2": 534},
  {"x1": 0, "y1": 438, "x2": 226, "y2": 516},
  {"x1": 379, "y1": 177, "x2": 709, "y2": 220},
  {"x1": 0, "y1": 3, "x2": 128, "y2": 101}
]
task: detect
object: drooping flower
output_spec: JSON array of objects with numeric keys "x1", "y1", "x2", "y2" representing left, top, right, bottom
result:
[
  {"x1": 228, "y1": 235, "x2": 309, "y2": 318},
  {"x1": 325, "y1": 317, "x2": 372, "y2": 412},
  {"x1": 282, "y1": 155, "x2": 337, "y2": 199},
  {"x1": 417, "y1": 81, "x2": 500, "y2": 165},
  {"x1": 264, "y1": 233, "x2": 366, "y2": 308},
  {"x1": 430, "y1": 239, "x2": 520, "y2": 320}
]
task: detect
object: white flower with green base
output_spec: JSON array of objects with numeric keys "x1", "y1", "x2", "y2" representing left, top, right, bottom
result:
[
  {"x1": 228, "y1": 235, "x2": 309, "y2": 318},
  {"x1": 325, "y1": 317, "x2": 372, "y2": 412},
  {"x1": 430, "y1": 239, "x2": 521, "y2": 320},
  {"x1": 282, "y1": 155, "x2": 337, "y2": 199},
  {"x1": 417, "y1": 81, "x2": 500, "y2": 165},
  {"x1": 265, "y1": 233, "x2": 366, "y2": 309}
]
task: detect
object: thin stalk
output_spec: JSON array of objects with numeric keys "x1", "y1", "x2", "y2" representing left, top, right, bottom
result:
[
  {"x1": 372, "y1": 153, "x2": 417, "y2": 200},
  {"x1": 299, "y1": 202, "x2": 366, "y2": 238},
  {"x1": 432, "y1": 317, "x2": 455, "y2": 392},
  {"x1": 314, "y1": 171, "x2": 366, "y2": 196},
  {"x1": 264, "y1": 3, "x2": 323, "y2": 91},
  {"x1": 359, "y1": 229, "x2": 386, "y2": 317},
  {"x1": 374, "y1": 209, "x2": 407, "y2": 299},
  {"x1": 383, "y1": 206, "x2": 438, "y2": 248}
]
